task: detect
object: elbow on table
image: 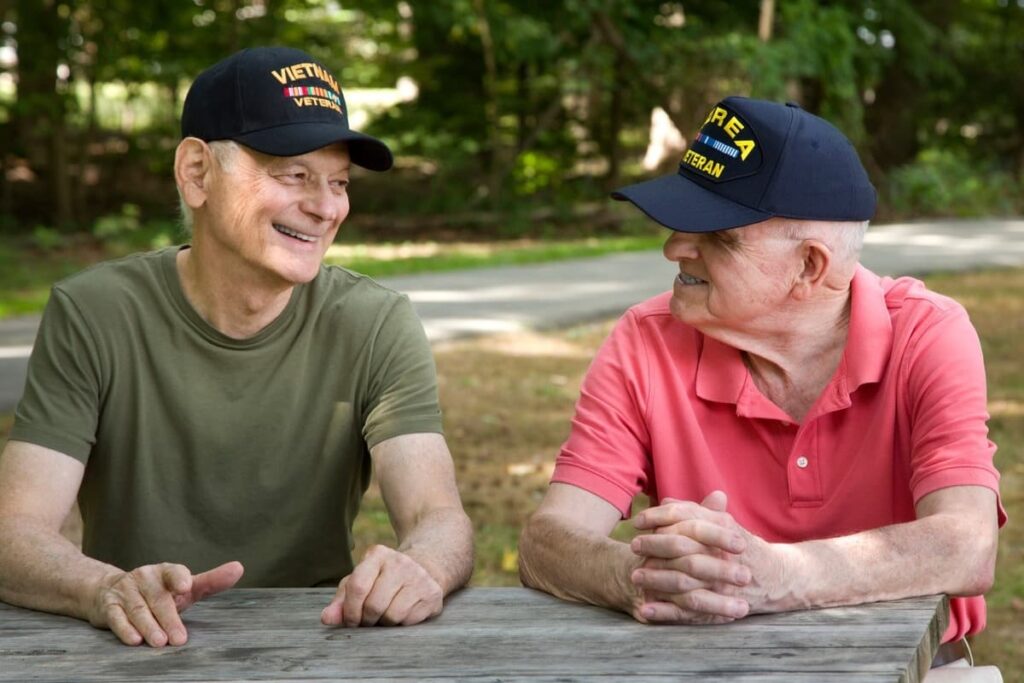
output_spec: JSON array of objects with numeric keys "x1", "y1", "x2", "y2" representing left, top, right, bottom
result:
[
  {"x1": 517, "y1": 515, "x2": 544, "y2": 589},
  {"x1": 948, "y1": 534, "x2": 997, "y2": 597},
  {"x1": 954, "y1": 548, "x2": 996, "y2": 597}
]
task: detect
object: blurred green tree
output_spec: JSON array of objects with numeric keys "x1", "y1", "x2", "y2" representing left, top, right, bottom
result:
[{"x1": 1, "y1": 1, "x2": 1021, "y2": 233}]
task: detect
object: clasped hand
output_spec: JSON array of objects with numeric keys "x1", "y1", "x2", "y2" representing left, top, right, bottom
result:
[{"x1": 628, "y1": 491, "x2": 780, "y2": 625}]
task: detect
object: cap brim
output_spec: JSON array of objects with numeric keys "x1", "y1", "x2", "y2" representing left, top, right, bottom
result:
[
  {"x1": 611, "y1": 173, "x2": 772, "y2": 232},
  {"x1": 234, "y1": 123, "x2": 394, "y2": 171}
]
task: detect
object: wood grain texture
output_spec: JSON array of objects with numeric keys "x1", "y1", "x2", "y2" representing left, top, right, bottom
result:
[{"x1": 0, "y1": 588, "x2": 947, "y2": 682}]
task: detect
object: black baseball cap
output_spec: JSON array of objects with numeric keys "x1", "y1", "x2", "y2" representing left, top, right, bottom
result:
[
  {"x1": 181, "y1": 46, "x2": 393, "y2": 171},
  {"x1": 612, "y1": 97, "x2": 875, "y2": 232}
]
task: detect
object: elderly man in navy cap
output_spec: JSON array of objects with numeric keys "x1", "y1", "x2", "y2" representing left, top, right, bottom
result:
[
  {"x1": 0, "y1": 47, "x2": 473, "y2": 646},
  {"x1": 519, "y1": 98, "x2": 1003, "y2": 678}
]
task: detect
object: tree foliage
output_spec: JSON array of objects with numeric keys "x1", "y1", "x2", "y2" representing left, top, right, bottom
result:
[{"x1": 2, "y1": 0, "x2": 1021, "y2": 233}]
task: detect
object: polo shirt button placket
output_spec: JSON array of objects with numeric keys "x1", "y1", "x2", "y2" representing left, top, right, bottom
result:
[{"x1": 788, "y1": 445, "x2": 823, "y2": 506}]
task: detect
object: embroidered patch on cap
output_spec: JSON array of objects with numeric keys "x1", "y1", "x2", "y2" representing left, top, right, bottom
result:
[
  {"x1": 679, "y1": 103, "x2": 761, "y2": 183},
  {"x1": 271, "y1": 61, "x2": 345, "y2": 116}
]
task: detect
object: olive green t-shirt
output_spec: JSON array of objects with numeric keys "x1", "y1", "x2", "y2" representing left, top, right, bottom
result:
[{"x1": 11, "y1": 246, "x2": 443, "y2": 586}]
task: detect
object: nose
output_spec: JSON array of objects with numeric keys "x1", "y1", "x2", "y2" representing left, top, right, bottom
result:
[
  {"x1": 301, "y1": 181, "x2": 347, "y2": 225},
  {"x1": 662, "y1": 230, "x2": 699, "y2": 261}
]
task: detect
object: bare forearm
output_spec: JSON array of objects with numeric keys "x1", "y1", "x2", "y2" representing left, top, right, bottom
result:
[
  {"x1": 519, "y1": 513, "x2": 642, "y2": 615},
  {"x1": 0, "y1": 517, "x2": 117, "y2": 620},
  {"x1": 397, "y1": 507, "x2": 474, "y2": 596},
  {"x1": 763, "y1": 513, "x2": 996, "y2": 613}
]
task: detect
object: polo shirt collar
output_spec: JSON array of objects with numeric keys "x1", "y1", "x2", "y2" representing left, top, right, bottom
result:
[
  {"x1": 844, "y1": 264, "x2": 893, "y2": 393},
  {"x1": 695, "y1": 264, "x2": 893, "y2": 416}
]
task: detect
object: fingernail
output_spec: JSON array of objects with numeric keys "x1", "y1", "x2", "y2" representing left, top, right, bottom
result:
[{"x1": 642, "y1": 606, "x2": 655, "y2": 619}]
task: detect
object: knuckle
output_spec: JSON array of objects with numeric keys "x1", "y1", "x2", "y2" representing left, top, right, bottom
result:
[
  {"x1": 127, "y1": 602, "x2": 152, "y2": 619},
  {"x1": 682, "y1": 592, "x2": 706, "y2": 613},
  {"x1": 366, "y1": 544, "x2": 392, "y2": 559},
  {"x1": 345, "y1": 580, "x2": 369, "y2": 599}
]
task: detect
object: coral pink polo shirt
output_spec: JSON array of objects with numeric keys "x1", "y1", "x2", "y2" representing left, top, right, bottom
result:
[{"x1": 553, "y1": 265, "x2": 1004, "y2": 641}]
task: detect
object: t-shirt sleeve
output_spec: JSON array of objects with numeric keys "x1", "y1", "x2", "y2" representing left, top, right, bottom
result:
[
  {"x1": 10, "y1": 288, "x2": 104, "y2": 462},
  {"x1": 361, "y1": 295, "x2": 443, "y2": 449},
  {"x1": 904, "y1": 305, "x2": 1006, "y2": 525},
  {"x1": 551, "y1": 310, "x2": 653, "y2": 517}
]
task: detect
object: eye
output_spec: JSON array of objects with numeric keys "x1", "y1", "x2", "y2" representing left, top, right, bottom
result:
[
  {"x1": 275, "y1": 170, "x2": 307, "y2": 184},
  {"x1": 330, "y1": 178, "x2": 349, "y2": 193}
]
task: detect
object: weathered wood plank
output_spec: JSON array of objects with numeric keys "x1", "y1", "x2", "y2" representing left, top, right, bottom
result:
[{"x1": 0, "y1": 588, "x2": 946, "y2": 682}]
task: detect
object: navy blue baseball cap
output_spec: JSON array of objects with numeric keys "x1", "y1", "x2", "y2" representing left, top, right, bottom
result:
[
  {"x1": 181, "y1": 47, "x2": 393, "y2": 171},
  {"x1": 612, "y1": 97, "x2": 875, "y2": 232}
]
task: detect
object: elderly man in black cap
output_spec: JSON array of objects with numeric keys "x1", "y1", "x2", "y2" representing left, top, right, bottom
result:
[
  {"x1": 519, "y1": 98, "x2": 1003, "y2": 678},
  {"x1": 0, "y1": 47, "x2": 473, "y2": 646}
]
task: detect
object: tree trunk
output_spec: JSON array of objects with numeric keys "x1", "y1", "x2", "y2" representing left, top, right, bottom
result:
[
  {"x1": 14, "y1": 0, "x2": 74, "y2": 229},
  {"x1": 758, "y1": 0, "x2": 775, "y2": 42},
  {"x1": 605, "y1": 53, "x2": 625, "y2": 189},
  {"x1": 472, "y1": 0, "x2": 502, "y2": 202}
]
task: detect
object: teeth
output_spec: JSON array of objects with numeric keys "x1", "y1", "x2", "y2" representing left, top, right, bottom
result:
[
  {"x1": 273, "y1": 224, "x2": 316, "y2": 242},
  {"x1": 677, "y1": 272, "x2": 707, "y2": 285}
]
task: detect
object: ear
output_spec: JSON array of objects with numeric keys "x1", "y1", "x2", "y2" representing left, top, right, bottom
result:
[
  {"x1": 174, "y1": 138, "x2": 212, "y2": 211},
  {"x1": 791, "y1": 239, "x2": 831, "y2": 300}
]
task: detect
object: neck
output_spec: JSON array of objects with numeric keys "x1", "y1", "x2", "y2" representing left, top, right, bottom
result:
[
  {"x1": 727, "y1": 293, "x2": 851, "y2": 423},
  {"x1": 176, "y1": 244, "x2": 295, "y2": 339}
]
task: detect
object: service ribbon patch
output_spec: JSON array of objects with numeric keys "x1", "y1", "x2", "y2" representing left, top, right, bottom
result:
[
  {"x1": 271, "y1": 61, "x2": 344, "y2": 116},
  {"x1": 680, "y1": 104, "x2": 761, "y2": 182}
]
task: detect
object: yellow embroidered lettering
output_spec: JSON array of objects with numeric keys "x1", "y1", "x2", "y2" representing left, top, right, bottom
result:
[
  {"x1": 711, "y1": 161, "x2": 724, "y2": 178},
  {"x1": 724, "y1": 117, "x2": 744, "y2": 138},
  {"x1": 735, "y1": 139, "x2": 756, "y2": 161},
  {"x1": 271, "y1": 69, "x2": 289, "y2": 85},
  {"x1": 708, "y1": 107, "x2": 727, "y2": 126}
]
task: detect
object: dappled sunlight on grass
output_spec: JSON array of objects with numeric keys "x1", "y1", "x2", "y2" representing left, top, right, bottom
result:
[
  {"x1": 436, "y1": 329, "x2": 595, "y2": 360},
  {"x1": 989, "y1": 400, "x2": 1024, "y2": 417}
]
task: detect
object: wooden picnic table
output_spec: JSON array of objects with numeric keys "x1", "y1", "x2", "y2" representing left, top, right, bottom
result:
[{"x1": 0, "y1": 587, "x2": 947, "y2": 682}]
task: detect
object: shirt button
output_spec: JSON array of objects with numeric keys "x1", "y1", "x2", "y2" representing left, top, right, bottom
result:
[{"x1": 796, "y1": 456, "x2": 809, "y2": 469}]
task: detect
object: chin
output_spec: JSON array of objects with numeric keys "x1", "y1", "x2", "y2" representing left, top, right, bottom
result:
[{"x1": 669, "y1": 297, "x2": 708, "y2": 327}]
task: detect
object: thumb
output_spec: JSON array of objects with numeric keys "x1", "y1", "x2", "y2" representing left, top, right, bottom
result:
[
  {"x1": 701, "y1": 490, "x2": 728, "y2": 512},
  {"x1": 191, "y1": 561, "x2": 245, "y2": 603}
]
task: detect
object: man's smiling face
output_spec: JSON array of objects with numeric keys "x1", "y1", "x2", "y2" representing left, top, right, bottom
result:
[
  {"x1": 661, "y1": 219, "x2": 802, "y2": 339},
  {"x1": 200, "y1": 142, "x2": 351, "y2": 287}
]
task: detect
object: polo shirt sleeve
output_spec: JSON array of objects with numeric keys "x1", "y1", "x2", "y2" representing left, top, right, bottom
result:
[
  {"x1": 552, "y1": 310, "x2": 653, "y2": 517},
  {"x1": 903, "y1": 304, "x2": 1005, "y2": 523},
  {"x1": 361, "y1": 295, "x2": 443, "y2": 449},
  {"x1": 10, "y1": 287, "x2": 103, "y2": 462}
]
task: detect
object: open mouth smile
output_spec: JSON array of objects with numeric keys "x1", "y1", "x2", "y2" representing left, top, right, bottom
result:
[
  {"x1": 677, "y1": 271, "x2": 707, "y2": 286},
  {"x1": 273, "y1": 223, "x2": 317, "y2": 243}
]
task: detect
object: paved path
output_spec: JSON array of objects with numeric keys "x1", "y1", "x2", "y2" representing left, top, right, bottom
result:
[{"x1": 1, "y1": 218, "x2": 1022, "y2": 412}]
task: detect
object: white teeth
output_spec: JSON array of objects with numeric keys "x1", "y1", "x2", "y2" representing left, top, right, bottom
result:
[
  {"x1": 677, "y1": 272, "x2": 707, "y2": 285},
  {"x1": 273, "y1": 224, "x2": 316, "y2": 242}
]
